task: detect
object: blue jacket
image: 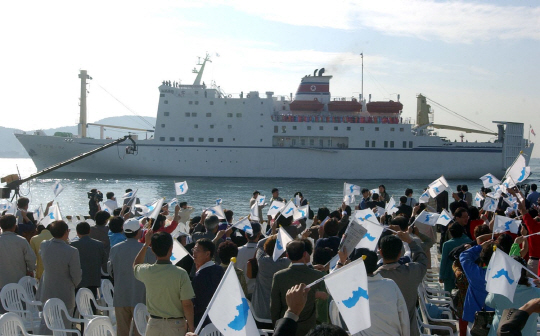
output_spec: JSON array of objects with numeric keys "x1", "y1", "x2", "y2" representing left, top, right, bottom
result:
[{"x1": 459, "y1": 245, "x2": 493, "y2": 322}]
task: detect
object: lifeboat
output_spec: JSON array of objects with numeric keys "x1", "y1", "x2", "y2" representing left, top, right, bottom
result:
[
  {"x1": 328, "y1": 99, "x2": 362, "y2": 112},
  {"x1": 366, "y1": 101, "x2": 403, "y2": 114},
  {"x1": 289, "y1": 99, "x2": 324, "y2": 112}
]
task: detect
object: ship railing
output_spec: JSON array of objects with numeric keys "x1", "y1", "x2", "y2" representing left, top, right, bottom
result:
[
  {"x1": 331, "y1": 96, "x2": 360, "y2": 101},
  {"x1": 270, "y1": 114, "x2": 402, "y2": 124}
]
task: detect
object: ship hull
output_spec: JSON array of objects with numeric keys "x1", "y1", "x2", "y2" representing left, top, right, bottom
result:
[{"x1": 15, "y1": 134, "x2": 532, "y2": 180}]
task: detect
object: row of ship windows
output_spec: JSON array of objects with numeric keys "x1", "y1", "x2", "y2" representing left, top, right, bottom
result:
[
  {"x1": 275, "y1": 125, "x2": 406, "y2": 133},
  {"x1": 161, "y1": 99, "x2": 263, "y2": 106},
  {"x1": 370, "y1": 141, "x2": 414, "y2": 148},
  {"x1": 161, "y1": 124, "x2": 263, "y2": 129},
  {"x1": 160, "y1": 137, "x2": 224, "y2": 143},
  {"x1": 163, "y1": 112, "x2": 243, "y2": 118}
]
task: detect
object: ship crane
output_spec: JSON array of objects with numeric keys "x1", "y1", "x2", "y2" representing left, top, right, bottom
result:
[{"x1": 1, "y1": 135, "x2": 137, "y2": 201}]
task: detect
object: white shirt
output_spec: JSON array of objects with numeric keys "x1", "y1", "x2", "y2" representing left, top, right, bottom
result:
[
  {"x1": 236, "y1": 242, "x2": 258, "y2": 294},
  {"x1": 196, "y1": 260, "x2": 215, "y2": 275}
]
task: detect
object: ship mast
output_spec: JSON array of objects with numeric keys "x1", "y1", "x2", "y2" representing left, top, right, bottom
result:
[
  {"x1": 360, "y1": 53, "x2": 363, "y2": 102},
  {"x1": 192, "y1": 53, "x2": 212, "y2": 86},
  {"x1": 78, "y1": 70, "x2": 92, "y2": 138}
]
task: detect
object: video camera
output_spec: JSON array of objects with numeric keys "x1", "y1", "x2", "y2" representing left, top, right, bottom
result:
[{"x1": 87, "y1": 189, "x2": 103, "y2": 202}]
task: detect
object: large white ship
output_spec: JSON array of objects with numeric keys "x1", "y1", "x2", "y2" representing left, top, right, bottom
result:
[{"x1": 15, "y1": 55, "x2": 533, "y2": 179}]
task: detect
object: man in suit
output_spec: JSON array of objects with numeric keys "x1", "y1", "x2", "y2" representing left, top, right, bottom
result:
[
  {"x1": 38, "y1": 220, "x2": 82, "y2": 332},
  {"x1": 270, "y1": 239, "x2": 327, "y2": 336},
  {"x1": 71, "y1": 222, "x2": 107, "y2": 310}
]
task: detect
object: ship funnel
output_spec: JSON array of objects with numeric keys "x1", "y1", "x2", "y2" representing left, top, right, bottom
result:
[
  {"x1": 319, "y1": 68, "x2": 325, "y2": 76},
  {"x1": 313, "y1": 69, "x2": 318, "y2": 76}
]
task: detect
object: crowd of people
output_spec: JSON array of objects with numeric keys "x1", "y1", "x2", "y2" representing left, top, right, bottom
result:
[{"x1": 2, "y1": 183, "x2": 540, "y2": 336}]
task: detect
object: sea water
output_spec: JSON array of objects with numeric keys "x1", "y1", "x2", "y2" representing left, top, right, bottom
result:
[{"x1": 1, "y1": 158, "x2": 539, "y2": 219}]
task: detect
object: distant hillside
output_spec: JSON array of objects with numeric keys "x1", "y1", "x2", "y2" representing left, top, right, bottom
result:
[{"x1": 1, "y1": 116, "x2": 155, "y2": 158}]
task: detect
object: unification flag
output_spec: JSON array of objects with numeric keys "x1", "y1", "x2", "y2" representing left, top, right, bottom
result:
[
  {"x1": 52, "y1": 181, "x2": 64, "y2": 197},
  {"x1": 169, "y1": 198, "x2": 179, "y2": 209},
  {"x1": 33, "y1": 205, "x2": 44, "y2": 223},
  {"x1": 266, "y1": 200, "x2": 285, "y2": 218},
  {"x1": 207, "y1": 262, "x2": 259, "y2": 336},
  {"x1": 171, "y1": 239, "x2": 191, "y2": 263},
  {"x1": 355, "y1": 220, "x2": 385, "y2": 251},
  {"x1": 249, "y1": 203, "x2": 259, "y2": 221},
  {"x1": 207, "y1": 205, "x2": 226, "y2": 220},
  {"x1": 101, "y1": 201, "x2": 116, "y2": 214},
  {"x1": 493, "y1": 215, "x2": 520, "y2": 234},
  {"x1": 374, "y1": 206, "x2": 385, "y2": 218},
  {"x1": 475, "y1": 192, "x2": 484, "y2": 208},
  {"x1": 273, "y1": 228, "x2": 293, "y2": 261},
  {"x1": 344, "y1": 183, "x2": 361, "y2": 196},
  {"x1": 280, "y1": 201, "x2": 297, "y2": 219},
  {"x1": 216, "y1": 198, "x2": 223, "y2": 206},
  {"x1": 343, "y1": 194, "x2": 356, "y2": 206},
  {"x1": 1, "y1": 201, "x2": 16, "y2": 215},
  {"x1": 323, "y1": 258, "x2": 371, "y2": 334},
  {"x1": 418, "y1": 190, "x2": 430, "y2": 204},
  {"x1": 483, "y1": 196, "x2": 498, "y2": 212},
  {"x1": 353, "y1": 209, "x2": 379, "y2": 225},
  {"x1": 294, "y1": 195, "x2": 302, "y2": 207},
  {"x1": 174, "y1": 181, "x2": 189, "y2": 195},
  {"x1": 148, "y1": 198, "x2": 164, "y2": 221},
  {"x1": 232, "y1": 217, "x2": 253, "y2": 234},
  {"x1": 385, "y1": 197, "x2": 397, "y2": 215},
  {"x1": 480, "y1": 173, "x2": 501, "y2": 188},
  {"x1": 504, "y1": 196, "x2": 519, "y2": 212},
  {"x1": 505, "y1": 154, "x2": 531, "y2": 184},
  {"x1": 41, "y1": 203, "x2": 62, "y2": 226},
  {"x1": 501, "y1": 177, "x2": 515, "y2": 189},
  {"x1": 486, "y1": 249, "x2": 522, "y2": 302},
  {"x1": 414, "y1": 210, "x2": 440, "y2": 226},
  {"x1": 293, "y1": 205, "x2": 309, "y2": 221},
  {"x1": 428, "y1": 176, "x2": 449, "y2": 198},
  {"x1": 436, "y1": 209, "x2": 453, "y2": 226},
  {"x1": 256, "y1": 195, "x2": 266, "y2": 206}
]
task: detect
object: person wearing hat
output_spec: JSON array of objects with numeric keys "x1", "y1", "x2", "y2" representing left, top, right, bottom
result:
[
  {"x1": 249, "y1": 191, "x2": 266, "y2": 222},
  {"x1": 109, "y1": 218, "x2": 156, "y2": 336}
]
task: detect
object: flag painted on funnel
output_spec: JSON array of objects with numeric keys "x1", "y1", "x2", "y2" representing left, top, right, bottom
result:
[
  {"x1": 267, "y1": 201, "x2": 285, "y2": 218},
  {"x1": 273, "y1": 228, "x2": 293, "y2": 261},
  {"x1": 353, "y1": 209, "x2": 379, "y2": 225},
  {"x1": 174, "y1": 181, "x2": 189, "y2": 195},
  {"x1": 293, "y1": 205, "x2": 309, "y2": 221},
  {"x1": 52, "y1": 181, "x2": 64, "y2": 197},
  {"x1": 41, "y1": 203, "x2": 62, "y2": 226},
  {"x1": 208, "y1": 205, "x2": 226, "y2": 219},
  {"x1": 280, "y1": 201, "x2": 297, "y2": 218},
  {"x1": 505, "y1": 154, "x2": 531, "y2": 183},
  {"x1": 483, "y1": 196, "x2": 498, "y2": 212},
  {"x1": 344, "y1": 183, "x2": 361, "y2": 196},
  {"x1": 324, "y1": 258, "x2": 371, "y2": 334},
  {"x1": 249, "y1": 203, "x2": 259, "y2": 221},
  {"x1": 414, "y1": 210, "x2": 440, "y2": 226},
  {"x1": 170, "y1": 239, "x2": 191, "y2": 263},
  {"x1": 475, "y1": 192, "x2": 484, "y2": 208},
  {"x1": 208, "y1": 263, "x2": 259, "y2": 336},
  {"x1": 232, "y1": 217, "x2": 253, "y2": 234},
  {"x1": 480, "y1": 173, "x2": 501, "y2": 188},
  {"x1": 428, "y1": 176, "x2": 449, "y2": 198},
  {"x1": 355, "y1": 220, "x2": 385, "y2": 251},
  {"x1": 493, "y1": 215, "x2": 520, "y2": 234},
  {"x1": 436, "y1": 209, "x2": 452, "y2": 226},
  {"x1": 486, "y1": 249, "x2": 522, "y2": 302}
]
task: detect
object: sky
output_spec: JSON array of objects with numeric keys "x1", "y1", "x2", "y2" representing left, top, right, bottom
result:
[{"x1": 1, "y1": 0, "x2": 539, "y2": 156}]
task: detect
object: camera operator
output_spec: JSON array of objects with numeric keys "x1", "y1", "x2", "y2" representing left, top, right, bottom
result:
[{"x1": 88, "y1": 189, "x2": 103, "y2": 219}]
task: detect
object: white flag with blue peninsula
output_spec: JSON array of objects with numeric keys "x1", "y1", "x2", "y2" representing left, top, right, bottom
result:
[
  {"x1": 414, "y1": 210, "x2": 440, "y2": 226},
  {"x1": 486, "y1": 248, "x2": 522, "y2": 302},
  {"x1": 280, "y1": 200, "x2": 297, "y2": 218},
  {"x1": 355, "y1": 220, "x2": 384, "y2": 251},
  {"x1": 323, "y1": 258, "x2": 371, "y2": 334},
  {"x1": 207, "y1": 262, "x2": 259, "y2": 336},
  {"x1": 33, "y1": 205, "x2": 44, "y2": 223},
  {"x1": 256, "y1": 195, "x2": 265, "y2": 206},
  {"x1": 428, "y1": 176, "x2": 449, "y2": 198},
  {"x1": 249, "y1": 203, "x2": 259, "y2": 221},
  {"x1": 483, "y1": 196, "x2": 498, "y2": 212},
  {"x1": 170, "y1": 239, "x2": 191, "y2": 263},
  {"x1": 207, "y1": 204, "x2": 226, "y2": 220},
  {"x1": 147, "y1": 198, "x2": 164, "y2": 221},
  {"x1": 101, "y1": 200, "x2": 116, "y2": 214},
  {"x1": 480, "y1": 173, "x2": 501, "y2": 188},
  {"x1": 343, "y1": 194, "x2": 356, "y2": 206},
  {"x1": 344, "y1": 183, "x2": 361, "y2": 196},
  {"x1": 174, "y1": 181, "x2": 189, "y2": 195},
  {"x1": 232, "y1": 217, "x2": 253, "y2": 234},
  {"x1": 169, "y1": 198, "x2": 179, "y2": 208},
  {"x1": 52, "y1": 181, "x2": 64, "y2": 197},
  {"x1": 505, "y1": 154, "x2": 531, "y2": 184},
  {"x1": 418, "y1": 190, "x2": 431, "y2": 204},
  {"x1": 475, "y1": 192, "x2": 484, "y2": 208},
  {"x1": 293, "y1": 205, "x2": 309, "y2": 221},
  {"x1": 353, "y1": 209, "x2": 379, "y2": 225},
  {"x1": 385, "y1": 197, "x2": 397, "y2": 215},
  {"x1": 273, "y1": 228, "x2": 293, "y2": 261},
  {"x1": 1, "y1": 201, "x2": 16, "y2": 215},
  {"x1": 493, "y1": 215, "x2": 520, "y2": 234},
  {"x1": 267, "y1": 200, "x2": 285, "y2": 218},
  {"x1": 41, "y1": 203, "x2": 62, "y2": 226},
  {"x1": 436, "y1": 209, "x2": 453, "y2": 226},
  {"x1": 216, "y1": 198, "x2": 223, "y2": 206}
]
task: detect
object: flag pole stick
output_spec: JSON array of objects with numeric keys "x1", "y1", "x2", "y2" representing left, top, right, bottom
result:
[
  {"x1": 193, "y1": 262, "x2": 235, "y2": 335},
  {"x1": 522, "y1": 232, "x2": 540, "y2": 239},
  {"x1": 521, "y1": 264, "x2": 540, "y2": 280}
]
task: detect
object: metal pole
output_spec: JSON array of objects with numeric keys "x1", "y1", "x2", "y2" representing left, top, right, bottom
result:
[{"x1": 361, "y1": 53, "x2": 363, "y2": 102}]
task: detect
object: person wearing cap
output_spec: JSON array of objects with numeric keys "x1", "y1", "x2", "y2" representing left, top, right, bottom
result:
[
  {"x1": 109, "y1": 218, "x2": 156, "y2": 336},
  {"x1": 249, "y1": 191, "x2": 266, "y2": 222},
  {"x1": 71, "y1": 221, "x2": 107, "y2": 308}
]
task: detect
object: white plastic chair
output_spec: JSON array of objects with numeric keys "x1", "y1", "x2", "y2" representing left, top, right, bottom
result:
[
  {"x1": 247, "y1": 300, "x2": 272, "y2": 325},
  {"x1": 0, "y1": 312, "x2": 47, "y2": 336},
  {"x1": 17, "y1": 276, "x2": 42, "y2": 320},
  {"x1": 43, "y1": 298, "x2": 86, "y2": 336},
  {"x1": 75, "y1": 288, "x2": 114, "y2": 326},
  {"x1": 417, "y1": 288, "x2": 458, "y2": 334},
  {"x1": 416, "y1": 307, "x2": 455, "y2": 336},
  {"x1": 85, "y1": 316, "x2": 116, "y2": 336},
  {"x1": 0, "y1": 283, "x2": 41, "y2": 333},
  {"x1": 133, "y1": 303, "x2": 149, "y2": 336},
  {"x1": 100, "y1": 279, "x2": 114, "y2": 309}
]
